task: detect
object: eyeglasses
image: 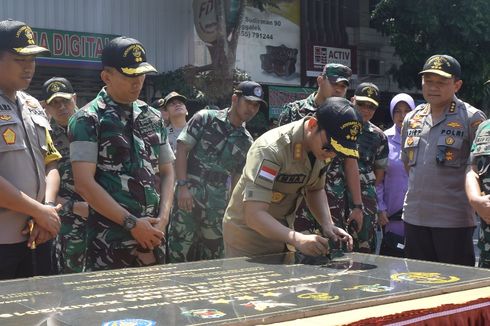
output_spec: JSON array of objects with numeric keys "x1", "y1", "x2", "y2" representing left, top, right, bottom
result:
[{"x1": 357, "y1": 101, "x2": 377, "y2": 111}]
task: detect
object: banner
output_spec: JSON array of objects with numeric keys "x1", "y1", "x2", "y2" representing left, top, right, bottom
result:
[
  {"x1": 32, "y1": 28, "x2": 117, "y2": 68},
  {"x1": 268, "y1": 85, "x2": 315, "y2": 119},
  {"x1": 235, "y1": 0, "x2": 301, "y2": 86}
]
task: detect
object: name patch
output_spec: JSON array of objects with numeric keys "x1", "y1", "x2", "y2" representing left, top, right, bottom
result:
[{"x1": 276, "y1": 174, "x2": 306, "y2": 184}]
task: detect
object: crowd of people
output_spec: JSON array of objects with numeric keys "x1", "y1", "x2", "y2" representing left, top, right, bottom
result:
[{"x1": 0, "y1": 18, "x2": 489, "y2": 281}]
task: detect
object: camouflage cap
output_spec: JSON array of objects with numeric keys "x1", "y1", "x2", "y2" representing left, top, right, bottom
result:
[
  {"x1": 322, "y1": 63, "x2": 352, "y2": 85},
  {"x1": 163, "y1": 91, "x2": 187, "y2": 107},
  {"x1": 317, "y1": 97, "x2": 362, "y2": 159},
  {"x1": 0, "y1": 19, "x2": 50, "y2": 56},
  {"x1": 419, "y1": 54, "x2": 461, "y2": 79},
  {"x1": 102, "y1": 36, "x2": 157, "y2": 77},
  {"x1": 354, "y1": 82, "x2": 380, "y2": 107},
  {"x1": 42, "y1": 77, "x2": 75, "y2": 104}
]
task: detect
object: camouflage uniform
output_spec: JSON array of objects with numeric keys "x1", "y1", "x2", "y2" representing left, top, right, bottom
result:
[
  {"x1": 347, "y1": 121, "x2": 388, "y2": 253},
  {"x1": 469, "y1": 120, "x2": 490, "y2": 268},
  {"x1": 50, "y1": 118, "x2": 87, "y2": 273},
  {"x1": 68, "y1": 87, "x2": 173, "y2": 271},
  {"x1": 278, "y1": 92, "x2": 347, "y2": 238},
  {"x1": 168, "y1": 108, "x2": 253, "y2": 262}
]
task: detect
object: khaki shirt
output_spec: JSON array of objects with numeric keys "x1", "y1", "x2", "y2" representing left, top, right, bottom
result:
[
  {"x1": 401, "y1": 96, "x2": 486, "y2": 228},
  {"x1": 223, "y1": 118, "x2": 326, "y2": 257},
  {"x1": 0, "y1": 90, "x2": 61, "y2": 244}
]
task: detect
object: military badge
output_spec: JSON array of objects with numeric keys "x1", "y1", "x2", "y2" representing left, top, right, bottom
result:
[
  {"x1": 407, "y1": 136, "x2": 414, "y2": 146},
  {"x1": 2, "y1": 128, "x2": 16, "y2": 144},
  {"x1": 447, "y1": 121, "x2": 462, "y2": 129},
  {"x1": 445, "y1": 150, "x2": 454, "y2": 161},
  {"x1": 253, "y1": 86, "x2": 263, "y2": 97},
  {"x1": 445, "y1": 136, "x2": 455, "y2": 145},
  {"x1": 271, "y1": 192, "x2": 285, "y2": 203}
]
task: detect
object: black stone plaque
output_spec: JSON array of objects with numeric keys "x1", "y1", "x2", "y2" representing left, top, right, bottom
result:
[{"x1": 0, "y1": 252, "x2": 489, "y2": 325}]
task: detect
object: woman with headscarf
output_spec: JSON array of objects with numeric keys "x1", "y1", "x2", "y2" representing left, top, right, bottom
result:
[{"x1": 376, "y1": 93, "x2": 415, "y2": 257}]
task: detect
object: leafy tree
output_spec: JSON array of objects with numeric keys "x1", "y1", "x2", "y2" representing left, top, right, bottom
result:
[{"x1": 372, "y1": 0, "x2": 490, "y2": 108}]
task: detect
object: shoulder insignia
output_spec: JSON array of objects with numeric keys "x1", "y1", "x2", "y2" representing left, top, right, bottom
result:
[
  {"x1": 293, "y1": 143, "x2": 303, "y2": 160},
  {"x1": 472, "y1": 120, "x2": 484, "y2": 128},
  {"x1": 254, "y1": 159, "x2": 280, "y2": 190}
]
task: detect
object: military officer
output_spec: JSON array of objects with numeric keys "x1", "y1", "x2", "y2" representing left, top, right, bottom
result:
[
  {"x1": 223, "y1": 97, "x2": 359, "y2": 257},
  {"x1": 69, "y1": 36, "x2": 175, "y2": 271},
  {"x1": 41, "y1": 77, "x2": 88, "y2": 273},
  {"x1": 278, "y1": 63, "x2": 364, "y2": 243},
  {"x1": 402, "y1": 54, "x2": 486, "y2": 266},
  {"x1": 0, "y1": 19, "x2": 62, "y2": 279},
  {"x1": 466, "y1": 119, "x2": 490, "y2": 268},
  {"x1": 350, "y1": 83, "x2": 388, "y2": 253},
  {"x1": 167, "y1": 81, "x2": 263, "y2": 262}
]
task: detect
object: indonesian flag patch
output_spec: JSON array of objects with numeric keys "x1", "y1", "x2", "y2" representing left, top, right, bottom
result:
[{"x1": 254, "y1": 159, "x2": 280, "y2": 190}]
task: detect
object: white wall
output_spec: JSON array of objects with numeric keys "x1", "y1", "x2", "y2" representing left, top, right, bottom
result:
[{"x1": 0, "y1": 0, "x2": 195, "y2": 73}]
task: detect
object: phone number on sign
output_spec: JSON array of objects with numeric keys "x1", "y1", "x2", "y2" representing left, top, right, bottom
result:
[{"x1": 240, "y1": 31, "x2": 274, "y2": 40}]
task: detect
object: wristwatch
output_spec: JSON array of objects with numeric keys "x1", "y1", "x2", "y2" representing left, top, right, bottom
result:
[
  {"x1": 176, "y1": 179, "x2": 189, "y2": 187},
  {"x1": 122, "y1": 214, "x2": 138, "y2": 231},
  {"x1": 352, "y1": 203, "x2": 364, "y2": 210}
]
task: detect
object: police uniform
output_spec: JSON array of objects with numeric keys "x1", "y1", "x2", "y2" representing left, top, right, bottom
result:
[
  {"x1": 401, "y1": 98, "x2": 486, "y2": 264},
  {"x1": 167, "y1": 107, "x2": 254, "y2": 262},
  {"x1": 0, "y1": 19, "x2": 61, "y2": 279},
  {"x1": 167, "y1": 124, "x2": 185, "y2": 154},
  {"x1": 223, "y1": 118, "x2": 328, "y2": 257},
  {"x1": 468, "y1": 120, "x2": 490, "y2": 268}
]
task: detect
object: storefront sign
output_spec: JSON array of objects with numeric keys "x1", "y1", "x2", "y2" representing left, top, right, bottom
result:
[
  {"x1": 306, "y1": 43, "x2": 357, "y2": 77},
  {"x1": 32, "y1": 28, "x2": 117, "y2": 68}
]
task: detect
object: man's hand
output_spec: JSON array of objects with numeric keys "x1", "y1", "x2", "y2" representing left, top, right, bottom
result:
[
  {"x1": 293, "y1": 233, "x2": 329, "y2": 256},
  {"x1": 471, "y1": 194, "x2": 490, "y2": 224},
  {"x1": 73, "y1": 201, "x2": 89, "y2": 219},
  {"x1": 347, "y1": 208, "x2": 363, "y2": 232},
  {"x1": 177, "y1": 186, "x2": 193, "y2": 212},
  {"x1": 31, "y1": 204, "x2": 61, "y2": 237},
  {"x1": 326, "y1": 226, "x2": 353, "y2": 252},
  {"x1": 21, "y1": 221, "x2": 53, "y2": 248},
  {"x1": 130, "y1": 217, "x2": 165, "y2": 249},
  {"x1": 377, "y1": 211, "x2": 389, "y2": 227}
]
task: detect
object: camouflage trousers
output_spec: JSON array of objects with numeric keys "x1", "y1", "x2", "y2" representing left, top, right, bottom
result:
[
  {"x1": 478, "y1": 219, "x2": 490, "y2": 268},
  {"x1": 168, "y1": 181, "x2": 227, "y2": 263},
  {"x1": 346, "y1": 182, "x2": 378, "y2": 254},
  {"x1": 54, "y1": 213, "x2": 87, "y2": 274},
  {"x1": 85, "y1": 211, "x2": 165, "y2": 271}
]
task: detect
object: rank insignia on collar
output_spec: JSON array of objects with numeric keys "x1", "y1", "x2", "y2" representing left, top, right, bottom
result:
[{"x1": 448, "y1": 102, "x2": 456, "y2": 113}]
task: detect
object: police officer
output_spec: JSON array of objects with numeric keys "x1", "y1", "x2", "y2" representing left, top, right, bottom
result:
[
  {"x1": 278, "y1": 63, "x2": 364, "y2": 243},
  {"x1": 0, "y1": 19, "x2": 61, "y2": 279},
  {"x1": 68, "y1": 36, "x2": 175, "y2": 271},
  {"x1": 466, "y1": 119, "x2": 490, "y2": 268},
  {"x1": 167, "y1": 81, "x2": 263, "y2": 262},
  {"x1": 41, "y1": 77, "x2": 88, "y2": 273},
  {"x1": 152, "y1": 91, "x2": 188, "y2": 155},
  {"x1": 350, "y1": 83, "x2": 388, "y2": 253},
  {"x1": 223, "y1": 97, "x2": 358, "y2": 257},
  {"x1": 401, "y1": 54, "x2": 486, "y2": 266}
]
